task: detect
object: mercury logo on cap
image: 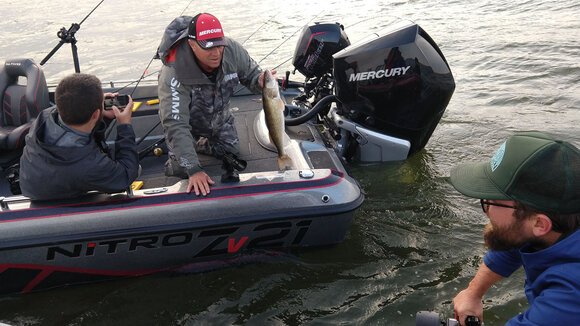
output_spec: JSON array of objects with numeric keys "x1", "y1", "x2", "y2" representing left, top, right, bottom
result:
[{"x1": 188, "y1": 13, "x2": 227, "y2": 49}]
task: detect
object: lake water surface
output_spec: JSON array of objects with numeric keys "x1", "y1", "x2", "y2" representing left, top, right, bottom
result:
[{"x1": 1, "y1": 0, "x2": 579, "y2": 325}]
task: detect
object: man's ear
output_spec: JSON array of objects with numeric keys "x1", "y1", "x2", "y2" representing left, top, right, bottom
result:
[
  {"x1": 85, "y1": 108, "x2": 102, "y2": 127},
  {"x1": 532, "y1": 214, "x2": 553, "y2": 236}
]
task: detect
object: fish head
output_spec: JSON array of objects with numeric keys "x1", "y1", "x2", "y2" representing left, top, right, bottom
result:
[{"x1": 263, "y1": 69, "x2": 277, "y2": 90}]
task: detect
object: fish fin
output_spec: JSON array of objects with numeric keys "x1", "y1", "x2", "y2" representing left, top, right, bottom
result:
[
  {"x1": 277, "y1": 155, "x2": 293, "y2": 171},
  {"x1": 277, "y1": 99, "x2": 286, "y2": 112}
]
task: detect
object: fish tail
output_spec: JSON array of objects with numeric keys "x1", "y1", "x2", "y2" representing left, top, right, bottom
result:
[{"x1": 277, "y1": 155, "x2": 293, "y2": 171}]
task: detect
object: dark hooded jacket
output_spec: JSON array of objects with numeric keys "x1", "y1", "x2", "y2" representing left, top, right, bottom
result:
[
  {"x1": 19, "y1": 107, "x2": 139, "y2": 200},
  {"x1": 157, "y1": 16, "x2": 262, "y2": 176}
]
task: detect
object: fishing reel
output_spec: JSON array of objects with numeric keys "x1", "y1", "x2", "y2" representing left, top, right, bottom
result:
[
  {"x1": 5, "y1": 164, "x2": 22, "y2": 195},
  {"x1": 56, "y1": 23, "x2": 81, "y2": 44}
]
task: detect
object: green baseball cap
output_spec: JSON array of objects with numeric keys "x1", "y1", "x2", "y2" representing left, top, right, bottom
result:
[{"x1": 450, "y1": 131, "x2": 580, "y2": 214}]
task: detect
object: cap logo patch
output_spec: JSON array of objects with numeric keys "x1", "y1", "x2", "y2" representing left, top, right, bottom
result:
[
  {"x1": 490, "y1": 142, "x2": 506, "y2": 172},
  {"x1": 199, "y1": 28, "x2": 222, "y2": 36}
]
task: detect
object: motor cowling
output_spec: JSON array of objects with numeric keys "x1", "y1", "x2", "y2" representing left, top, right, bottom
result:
[
  {"x1": 292, "y1": 22, "x2": 350, "y2": 79},
  {"x1": 333, "y1": 21, "x2": 455, "y2": 155}
]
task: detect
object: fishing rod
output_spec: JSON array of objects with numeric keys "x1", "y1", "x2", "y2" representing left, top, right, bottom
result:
[
  {"x1": 113, "y1": 7, "x2": 322, "y2": 156},
  {"x1": 134, "y1": 9, "x2": 307, "y2": 158},
  {"x1": 123, "y1": 9, "x2": 284, "y2": 97},
  {"x1": 40, "y1": 0, "x2": 105, "y2": 73},
  {"x1": 119, "y1": 0, "x2": 196, "y2": 97},
  {"x1": 241, "y1": 11, "x2": 280, "y2": 46},
  {"x1": 231, "y1": 10, "x2": 324, "y2": 97},
  {"x1": 344, "y1": 14, "x2": 404, "y2": 30},
  {"x1": 117, "y1": 7, "x2": 307, "y2": 98},
  {"x1": 129, "y1": 6, "x2": 283, "y2": 158},
  {"x1": 119, "y1": 12, "x2": 390, "y2": 98},
  {"x1": 256, "y1": 10, "x2": 323, "y2": 66},
  {"x1": 126, "y1": 0, "x2": 193, "y2": 92},
  {"x1": 264, "y1": 14, "x2": 404, "y2": 86},
  {"x1": 106, "y1": 0, "x2": 196, "y2": 151}
]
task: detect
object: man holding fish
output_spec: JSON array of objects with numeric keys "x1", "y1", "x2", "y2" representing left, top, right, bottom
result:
[{"x1": 157, "y1": 13, "x2": 280, "y2": 196}]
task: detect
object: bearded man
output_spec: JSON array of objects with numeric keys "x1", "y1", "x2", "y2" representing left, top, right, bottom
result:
[{"x1": 449, "y1": 131, "x2": 580, "y2": 325}]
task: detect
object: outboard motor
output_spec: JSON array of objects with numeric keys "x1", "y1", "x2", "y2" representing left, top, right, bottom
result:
[
  {"x1": 289, "y1": 21, "x2": 454, "y2": 162},
  {"x1": 293, "y1": 22, "x2": 350, "y2": 79},
  {"x1": 291, "y1": 23, "x2": 350, "y2": 104},
  {"x1": 331, "y1": 21, "x2": 455, "y2": 161}
]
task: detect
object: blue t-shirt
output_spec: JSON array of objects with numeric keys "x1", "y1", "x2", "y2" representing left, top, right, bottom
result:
[{"x1": 484, "y1": 230, "x2": 580, "y2": 325}]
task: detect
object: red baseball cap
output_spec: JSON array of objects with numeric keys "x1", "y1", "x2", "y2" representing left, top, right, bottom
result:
[{"x1": 188, "y1": 13, "x2": 227, "y2": 49}]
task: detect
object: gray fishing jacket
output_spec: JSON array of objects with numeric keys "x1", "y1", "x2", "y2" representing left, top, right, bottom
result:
[
  {"x1": 19, "y1": 107, "x2": 139, "y2": 201},
  {"x1": 157, "y1": 15, "x2": 262, "y2": 176}
]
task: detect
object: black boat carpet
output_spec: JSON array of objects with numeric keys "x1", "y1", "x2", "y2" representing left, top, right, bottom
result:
[{"x1": 138, "y1": 94, "x2": 315, "y2": 189}]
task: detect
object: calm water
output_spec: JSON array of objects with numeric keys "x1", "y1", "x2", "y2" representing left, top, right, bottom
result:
[{"x1": 1, "y1": 0, "x2": 579, "y2": 325}]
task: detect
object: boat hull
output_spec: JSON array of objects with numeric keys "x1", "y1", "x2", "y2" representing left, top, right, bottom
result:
[{"x1": 0, "y1": 169, "x2": 362, "y2": 295}]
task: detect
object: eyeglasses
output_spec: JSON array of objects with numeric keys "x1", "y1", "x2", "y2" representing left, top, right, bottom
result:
[{"x1": 480, "y1": 199, "x2": 518, "y2": 213}]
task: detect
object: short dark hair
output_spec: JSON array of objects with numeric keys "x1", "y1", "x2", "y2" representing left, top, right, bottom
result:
[
  {"x1": 55, "y1": 73, "x2": 103, "y2": 125},
  {"x1": 515, "y1": 202, "x2": 580, "y2": 234}
]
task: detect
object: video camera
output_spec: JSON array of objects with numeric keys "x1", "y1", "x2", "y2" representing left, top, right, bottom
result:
[{"x1": 416, "y1": 311, "x2": 481, "y2": 326}]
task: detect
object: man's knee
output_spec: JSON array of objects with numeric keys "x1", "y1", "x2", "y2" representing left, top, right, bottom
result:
[
  {"x1": 164, "y1": 156, "x2": 188, "y2": 179},
  {"x1": 220, "y1": 141, "x2": 239, "y2": 156}
]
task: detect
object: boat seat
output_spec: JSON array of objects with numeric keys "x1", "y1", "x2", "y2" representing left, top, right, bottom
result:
[{"x1": 0, "y1": 58, "x2": 51, "y2": 152}]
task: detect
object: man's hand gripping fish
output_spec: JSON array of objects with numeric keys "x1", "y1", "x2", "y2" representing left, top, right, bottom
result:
[{"x1": 262, "y1": 69, "x2": 293, "y2": 170}]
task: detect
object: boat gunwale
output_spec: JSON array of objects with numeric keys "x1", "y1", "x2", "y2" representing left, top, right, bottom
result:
[{"x1": 0, "y1": 168, "x2": 360, "y2": 219}]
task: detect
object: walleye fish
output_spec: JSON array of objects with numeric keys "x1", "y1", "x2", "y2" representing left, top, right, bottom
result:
[{"x1": 262, "y1": 69, "x2": 293, "y2": 170}]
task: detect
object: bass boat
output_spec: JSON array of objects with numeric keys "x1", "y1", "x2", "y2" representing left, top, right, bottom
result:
[{"x1": 0, "y1": 20, "x2": 455, "y2": 295}]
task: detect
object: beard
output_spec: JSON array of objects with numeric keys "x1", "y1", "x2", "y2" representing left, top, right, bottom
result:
[{"x1": 483, "y1": 221, "x2": 529, "y2": 251}]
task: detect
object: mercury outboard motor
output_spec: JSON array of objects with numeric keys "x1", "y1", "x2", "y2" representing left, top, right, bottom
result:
[
  {"x1": 290, "y1": 21, "x2": 454, "y2": 162},
  {"x1": 291, "y1": 22, "x2": 350, "y2": 106},
  {"x1": 293, "y1": 22, "x2": 350, "y2": 79},
  {"x1": 331, "y1": 21, "x2": 455, "y2": 161}
]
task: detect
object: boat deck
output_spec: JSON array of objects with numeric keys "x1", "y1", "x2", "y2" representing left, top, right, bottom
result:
[
  {"x1": 1, "y1": 89, "x2": 336, "y2": 198},
  {"x1": 133, "y1": 92, "x2": 322, "y2": 189}
]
